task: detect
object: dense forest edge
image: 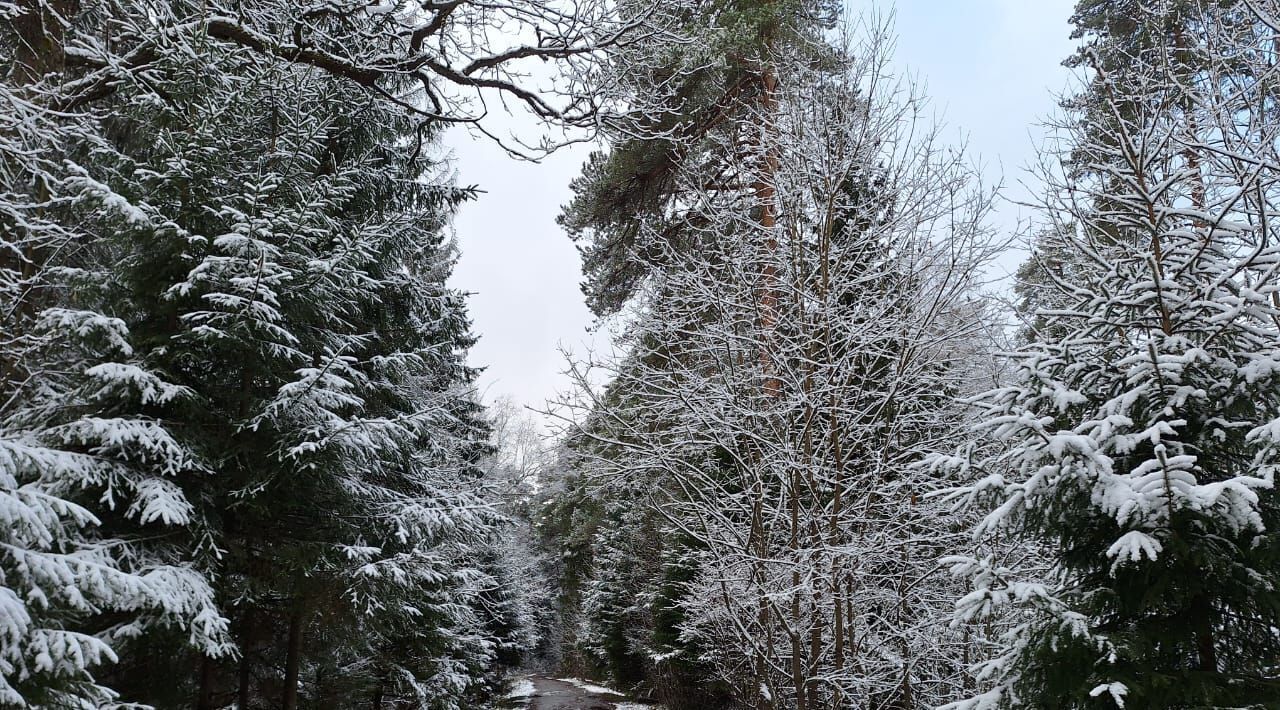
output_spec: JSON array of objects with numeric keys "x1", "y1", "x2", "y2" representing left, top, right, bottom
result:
[{"x1": 5, "y1": 0, "x2": 1280, "y2": 709}]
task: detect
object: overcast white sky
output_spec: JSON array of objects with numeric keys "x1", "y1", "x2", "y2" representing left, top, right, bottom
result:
[{"x1": 447, "y1": 0, "x2": 1079, "y2": 419}]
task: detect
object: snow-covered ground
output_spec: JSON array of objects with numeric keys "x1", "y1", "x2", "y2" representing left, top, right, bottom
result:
[
  {"x1": 505, "y1": 677, "x2": 536, "y2": 700},
  {"x1": 555, "y1": 677, "x2": 625, "y2": 696},
  {"x1": 552, "y1": 678, "x2": 665, "y2": 708},
  {"x1": 500, "y1": 675, "x2": 664, "y2": 709}
]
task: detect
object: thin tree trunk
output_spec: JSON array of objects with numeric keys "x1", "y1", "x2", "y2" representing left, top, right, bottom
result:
[
  {"x1": 371, "y1": 670, "x2": 386, "y2": 710},
  {"x1": 818, "y1": 207, "x2": 847, "y2": 679},
  {"x1": 238, "y1": 657, "x2": 251, "y2": 710},
  {"x1": 1193, "y1": 596, "x2": 1218, "y2": 672},
  {"x1": 754, "y1": 64, "x2": 781, "y2": 399},
  {"x1": 197, "y1": 655, "x2": 217, "y2": 710},
  {"x1": 281, "y1": 606, "x2": 305, "y2": 710},
  {"x1": 1172, "y1": 25, "x2": 1207, "y2": 214},
  {"x1": 789, "y1": 461, "x2": 806, "y2": 710},
  {"x1": 238, "y1": 608, "x2": 254, "y2": 709}
]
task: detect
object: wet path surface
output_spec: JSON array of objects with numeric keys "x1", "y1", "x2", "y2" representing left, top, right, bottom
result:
[{"x1": 504, "y1": 675, "x2": 628, "y2": 710}]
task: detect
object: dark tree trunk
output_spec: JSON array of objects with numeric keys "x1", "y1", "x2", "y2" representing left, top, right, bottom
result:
[
  {"x1": 196, "y1": 655, "x2": 217, "y2": 710},
  {"x1": 10, "y1": 0, "x2": 80, "y2": 86},
  {"x1": 371, "y1": 670, "x2": 386, "y2": 709},
  {"x1": 281, "y1": 607, "x2": 305, "y2": 710},
  {"x1": 238, "y1": 608, "x2": 255, "y2": 709},
  {"x1": 1195, "y1": 597, "x2": 1218, "y2": 672}
]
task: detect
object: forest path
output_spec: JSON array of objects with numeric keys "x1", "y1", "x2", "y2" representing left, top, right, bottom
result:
[{"x1": 502, "y1": 674, "x2": 653, "y2": 710}]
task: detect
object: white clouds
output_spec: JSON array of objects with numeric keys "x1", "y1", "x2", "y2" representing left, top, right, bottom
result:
[
  {"x1": 886, "y1": 0, "x2": 1077, "y2": 283},
  {"x1": 447, "y1": 128, "x2": 595, "y2": 410}
]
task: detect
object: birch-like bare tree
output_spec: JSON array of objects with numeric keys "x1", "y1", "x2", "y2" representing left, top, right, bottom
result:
[{"x1": 558, "y1": 21, "x2": 1005, "y2": 710}]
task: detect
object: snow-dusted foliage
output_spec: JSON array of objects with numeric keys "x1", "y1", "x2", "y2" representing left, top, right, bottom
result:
[
  {"x1": 0, "y1": 310, "x2": 232, "y2": 707},
  {"x1": 555, "y1": 21, "x2": 1002, "y2": 709},
  {"x1": 103, "y1": 47, "x2": 501, "y2": 709},
  {"x1": 935, "y1": 2, "x2": 1280, "y2": 707},
  {"x1": 561, "y1": 0, "x2": 843, "y2": 317},
  {"x1": 0, "y1": 31, "x2": 231, "y2": 710},
  {"x1": 1, "y1": 0, "x2": 627, "y2": 705}
]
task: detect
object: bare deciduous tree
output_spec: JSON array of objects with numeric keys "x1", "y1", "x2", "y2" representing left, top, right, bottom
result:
[{"x1": 556, "y1": 21, "x2": 1006, "y2": 710}]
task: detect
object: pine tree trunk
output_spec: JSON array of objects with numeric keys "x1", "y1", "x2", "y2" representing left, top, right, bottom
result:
[
  {"x1": 197, "y1": 655, "x2": 217, "y2": 710},
  {"x1": 238, "y1": 609, "x2": 255, "y2": 709},
  {"x1": 10, "y1": 0, "x2": 79, "y2": 86},
  {"x1": 1193, "y1": 596, "x2": 1218, "y2": 672},
  {"x1": 281, "y1": 607, "x2": 306, "y2": 710}
]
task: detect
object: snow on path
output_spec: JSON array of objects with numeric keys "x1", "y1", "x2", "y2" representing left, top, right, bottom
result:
[
  {"x1": 555, "y1": 678, "x2": 627, "y2": 697},
  {"x1": 501, "y1": 675, "x2": 664, "y2": 710},
  {"x1": 506, "y1": 677, "x2": 537, "y2": 700}
]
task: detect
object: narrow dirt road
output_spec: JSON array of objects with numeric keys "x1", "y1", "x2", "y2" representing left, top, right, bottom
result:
[{"x1": 504, "y1": 675, "x2": 631, "y2": 710}]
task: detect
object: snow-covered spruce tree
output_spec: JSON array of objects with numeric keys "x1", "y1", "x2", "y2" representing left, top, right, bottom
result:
[
  {"x1": 542, "y1": 345, "x2": 742, "y2": 708},
  {"x1": 936, "y1": 2, "x2": 1280, "y2": 707},
  {"x1": 0, "y1": 7, "x2": 233, "y2": 707},
  {"x1": 3, "y1": 0, "x2": 649, "y2": 705},
  {"x1": 86, "y1": 42, "x2": 502, "y2": 707},
  {"x1": 575, "y1": 483, "x2": 662, "y2": 687},
  {"x1": 559, "y1": 22, "x2": 1002, "y2": 709},
  {"x1": 533, "y1": 438, "x2": 608, "y2": 673}
]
